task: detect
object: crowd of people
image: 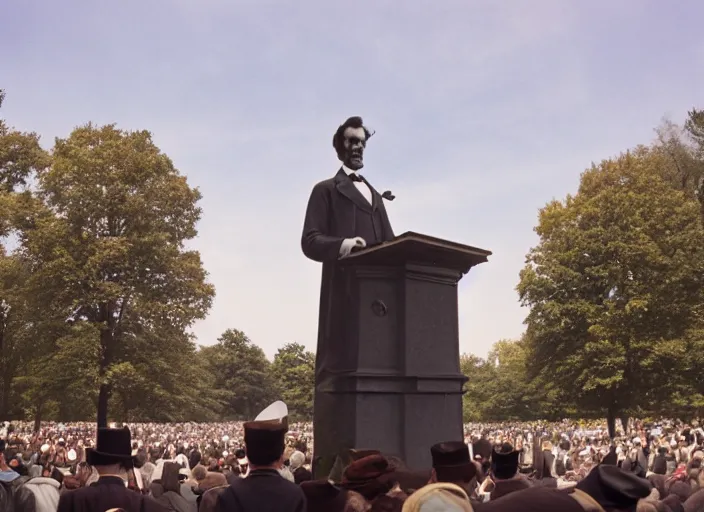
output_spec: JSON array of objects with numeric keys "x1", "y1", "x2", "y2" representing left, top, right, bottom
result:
[{"x1": 1, "y1": 417, "x2": 704, "y2": 511}]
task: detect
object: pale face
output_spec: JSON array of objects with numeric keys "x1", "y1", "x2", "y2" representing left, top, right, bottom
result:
[{"x1": 342, "y1": 126, "x2": 367, "y2": 170}]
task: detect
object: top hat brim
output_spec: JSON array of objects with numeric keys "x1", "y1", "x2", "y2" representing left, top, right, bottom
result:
[
  {"x1": 434, "y1": 461, "x2": 473, "y2": 468},
  {"x1": 86, "y1": 448, "x2": 134, "y2": 468}
]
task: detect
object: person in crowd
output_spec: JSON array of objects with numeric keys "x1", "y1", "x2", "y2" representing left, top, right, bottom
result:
[
  {"x1": 56, "y1": 427, "x2": 164, "y2": 512},
  {"x1": 0, "y1": 438, "x2": 37, "y2": 512},
  {"x1": 428, "y1": 441, "x2": 479, "y2": 505},
  {"x1": 216, "y1": 419, "x2": 306, "y2": 511},
  {"x1": 289, "y1": 450, "x2": 312, "y2": 484},
  {"x1": 152, "y1": 461, "x2": 195, "y2": 512},
  {"x1": 23, "y1": 464, "x2": 62, "y2": 512}
]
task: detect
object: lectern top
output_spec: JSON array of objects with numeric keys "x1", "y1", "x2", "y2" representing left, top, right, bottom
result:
[{"x1": 341, "y1": 231, "x2": 491, "y2": 274}]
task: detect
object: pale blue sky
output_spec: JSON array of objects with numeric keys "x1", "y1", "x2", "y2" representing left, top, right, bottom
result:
[{"x1": 2, "y1": 0, "x2": 703, "y2": 358}]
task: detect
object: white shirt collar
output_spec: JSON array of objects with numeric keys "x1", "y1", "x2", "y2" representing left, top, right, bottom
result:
[{"x1": 341, "y1": 164, "x2": 359, "y2": 177}]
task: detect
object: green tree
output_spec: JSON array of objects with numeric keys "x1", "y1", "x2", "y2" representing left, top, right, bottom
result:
[
  {"x1": 271, "y1": 343, "x2": 315, "y2": 420},
  {"x1": 654, "y1": 117, "x2": 704, "y2": 220},
  {"x1": 461, "y1": 339, "x2": 554, "y2": 422},
  {"x1": 684, "y1": 109, "x2": 704, "y2": 216},
  {"x1": 0, "y1": 253, "x2": 33, "y2": 418},
  {"x1": 198, "y1": 329, "x2": 277, "y2": 420},
  {"x1": 19, "y1": 123, "x2": 215, "y2": 426},
  {"x1": 517, "y1": 147, "x2": 704, "y2": 432},
  {"x1": 0, "y1": 93, "x2": 52, "y2": 420},
  {"x1": 460, "y1": 353, "x2": 494, "y2": 422}
]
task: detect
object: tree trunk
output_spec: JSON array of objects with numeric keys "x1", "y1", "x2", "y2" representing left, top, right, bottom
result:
[
  {"x1": 607, "y1": 406, "x2": 616, "y2": 438},
  {"x1": 97, "y1": 383, "x2": 110, "y2": 427},
  {"x1": 0, "y1": 373, "x2": 11, "y2": 419},
  {"x1": 33, "y1": 402, "x2": 43, "y2": 433},
  {"x1": 621, "y1": 417, "x2": 630, "y2": 435},
  {"x1": 97, "y1": 303, "x2": 115, "y2": 427}
]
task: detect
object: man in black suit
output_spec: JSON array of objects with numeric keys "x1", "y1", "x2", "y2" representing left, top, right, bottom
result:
[
  {"x1": 301, "y1": 117, "x2": 396, "y2": 477},
  {"x1": 216, "y1": 420, "x2": 306, "y2": 512},
  {"x1": 301, "y1": 115, "x2": 395, "y2": 262},
  {"x1": 57, "y1": 427, "x2": 164, "y2": 512}
]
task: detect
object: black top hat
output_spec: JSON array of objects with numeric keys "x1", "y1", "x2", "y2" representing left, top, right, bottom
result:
[
  {"x1": 491, "y1": 443, "x2": 520, "y2": 479},
  {"x1": 576, "y1": 464, "x2": 652, "y2": 510},
  {"x1": 431, "y1": 442, "x2": 471, "y2": 468},
  {"x1": 244, "y1": 421, "x2": 287, "y2": 465},
  {"x1": 431, "y1": 441, "x2": 477, "y2": 483},
  {"x1": 86, "y1": 427, "x2": 133, "y2": 468},
  {"x1": 472, "y1": 438, "x2": 493, "y2": 460}
]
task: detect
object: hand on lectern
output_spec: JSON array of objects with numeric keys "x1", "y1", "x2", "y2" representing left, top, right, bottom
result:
[{"x1": 339, "y1": 237, "x2": 367, "y2": 258}]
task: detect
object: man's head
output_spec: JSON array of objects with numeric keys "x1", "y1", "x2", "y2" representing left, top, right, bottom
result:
[
  {"x1": 491, "y1": 443, "x2": 520, "y2": 480},
  {"x1": 430, "y1": 441, "x2": 477, "y2": 489},
  {"x1": 86, "y1": 427, "x2": 133, "y2": 474},
  {"x1": 333, "y1": 116, "x2": 374, "y2": 171},
  {"x1": 244, "y1": 421, "x2": 286, "y2": 469}
]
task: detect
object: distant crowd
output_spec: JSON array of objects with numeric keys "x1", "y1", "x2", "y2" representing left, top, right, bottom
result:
[{"x1": 1, "y1": 418, "x2": 704, "y2": 511}]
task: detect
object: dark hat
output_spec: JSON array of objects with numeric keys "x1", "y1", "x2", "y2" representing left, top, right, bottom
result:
[
  {"x1": 575, "y1": 464, "x2": 651, "y2": 511},
  {"x1": 431, "y1": 441, "x2": 476, "y2": 483},
  {"x1": 349, "y1": 448, "x2": 381, "y2": 462},
  {"x1": 473, "y1": 438, "x2": 493, "y2": 460},
  {"x1": 652, "y1": 454, "x2": 667, "y2": 475},
  {"x1": 344, "y1": 454, "x2": 392, "y2": 481},
  {"x1": 86, "y1": 427, "x2": 133, "y2": 468},
  {"x1": 244, "y1": 421, "x2": 286, "y2": 465},
  {"x1": 602, "y1": 446, "x2": 618, "y2": 466},
  {"x1": 301, "y1": 480, "x2": 349, "y2": 512},
  {"x1": 491, "y1": 443, "x2": 520, "y2": 480},
  {"x1": 492, "y1": 443, "x2": 519, "y2": 466},
  {"x1": 341, "y1": 454, "x2": 396, "y2": 500},
  {"x1": 431, "y1": 442, "x2": 470, "y2": 468}
]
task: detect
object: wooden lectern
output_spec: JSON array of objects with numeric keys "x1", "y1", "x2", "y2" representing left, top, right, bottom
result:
[{"x1": 313, "y1": 231, "x2": 491, "y2": 476}]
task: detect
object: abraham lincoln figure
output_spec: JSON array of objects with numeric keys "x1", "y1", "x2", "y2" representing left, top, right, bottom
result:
[{"x1": 301, "y1": 116, "x2": 395, "y2": 474}]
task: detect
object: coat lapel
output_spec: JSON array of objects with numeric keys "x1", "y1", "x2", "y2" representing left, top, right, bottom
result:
[
  {"x1": 334, "y1": 168, "x2": 373, "y2": 213},
  {"x1": 361, "y1": 176, "x2": 382, "y2": 211}
]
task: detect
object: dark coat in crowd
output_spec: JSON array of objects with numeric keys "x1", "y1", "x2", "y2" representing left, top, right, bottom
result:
[
  {"x1": 57, "y1": 476, "x2": 165, "y2": 512},
  {"x1": 293, "y1": 466, "x2": 313, "y2": 484},
  {"x1": 216, "y1": 468, "x2": 306, "y2": 512},
  {"x1": 0, "y1": 476, "x2": 37, "y2": 512}
]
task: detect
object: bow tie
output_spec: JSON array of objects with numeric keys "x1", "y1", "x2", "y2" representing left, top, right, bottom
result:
[{"x1": 349, "y1": 173, "x2": 363, "y2": 183}]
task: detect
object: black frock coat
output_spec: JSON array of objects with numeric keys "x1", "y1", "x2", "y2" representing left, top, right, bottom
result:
[
  {"x1": 301, "y1": 168, "x2": 395, "y2": 379},
  {"x1": 57, "y1": 476, "x2": 166, "y2": 512},
  {"x1": 216, "y1": 469, "x2": 306, "y2": 512}
]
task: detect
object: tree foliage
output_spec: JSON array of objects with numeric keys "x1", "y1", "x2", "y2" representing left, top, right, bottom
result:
[
  {"x1": 16, "y1": 123, "x2": 215, "y2": 426},
  {"x1": 517, "y1": 146, "x2": 704, "y2": 425},
  {"x1": 3, "y1": 89, "x2": 704, "y2": 426},
  {"x1": 271, "y1": 343, "x2": 315, "y2": 420},
  {"x1": 198, "y1": 329, "x2": 278, "y2": 420}
]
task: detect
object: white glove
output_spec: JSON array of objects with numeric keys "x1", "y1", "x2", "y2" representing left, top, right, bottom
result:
[{"x1": 339, "y1": 237, "x2": 367, "y2": 258}]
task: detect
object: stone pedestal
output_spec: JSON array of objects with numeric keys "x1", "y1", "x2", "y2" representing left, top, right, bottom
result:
[{"x1": 313, "y1": 232, "x2": 491, "y2": 476}]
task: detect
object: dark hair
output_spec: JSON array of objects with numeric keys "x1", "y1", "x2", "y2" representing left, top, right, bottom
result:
[
  {"x1": 332, "y1": 116, "x2": 374, "y2": 160},
  {"x1": 51, "y1": 467, "x2": 64, "y2": 485},
  {"x1": 161, "y1": 462, "x2": 181, "y2": 493},
  {"x1": 247, "y1": 442, "x2": 284, "y2": 466}
]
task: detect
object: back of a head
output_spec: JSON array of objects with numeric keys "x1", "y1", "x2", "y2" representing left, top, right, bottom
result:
[
  {"x1": 401, "y1": 483, "x2": 472, "y2": 512},
  {"x1": 161, "y1": 462, "x2": 181, "y2": 493},
  {"x1": 371, "y1": 494, "x2": 405, "y2": 512},
  {"x1": 635, "y1": 500, "x2": 662, "y2": 512},
  {"x1": 344, "y1": 490, "x2": 372, "y2": 512},
  {"x1": 244, "y1": 422, "x2": 286, "y2": 466},
  {"x1": 192, "y1": 465, "x2": 207, "y2": 481},
  {"x1": 290, "y1": 450, "x2": 306, "y2": 470}
]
